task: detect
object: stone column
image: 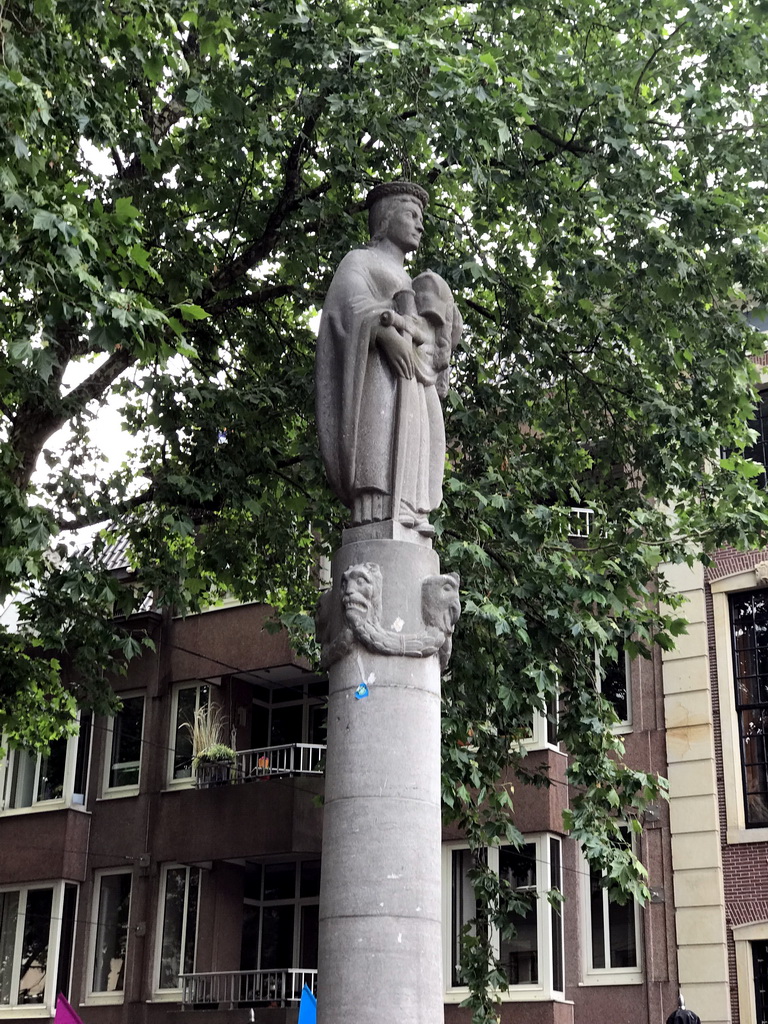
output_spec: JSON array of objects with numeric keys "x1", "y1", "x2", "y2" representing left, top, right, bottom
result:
[{"x1": 316, "y1": 522, "x2": 459, "y2": 1024}]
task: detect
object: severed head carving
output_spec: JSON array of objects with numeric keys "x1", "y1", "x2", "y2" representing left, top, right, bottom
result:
[
  {"x1": 341, "y1": 562, "x2": 383, "y2": 625},
  {"x1": 755, "y1": 560, "x2": 768, "y2": 586}
]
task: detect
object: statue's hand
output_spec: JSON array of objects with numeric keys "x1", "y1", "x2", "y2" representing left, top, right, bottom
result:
[{"x1": 376, "y1": 324, "x2": 415, "y2": 378}]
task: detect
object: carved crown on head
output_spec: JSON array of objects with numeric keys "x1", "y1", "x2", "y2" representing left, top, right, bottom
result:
[{"x1": 365, "y1": 180, "x2": 429, "y2": 210}]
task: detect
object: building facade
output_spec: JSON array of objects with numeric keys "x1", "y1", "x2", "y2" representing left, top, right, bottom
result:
[{"x1": 0, "y1": 595, "x2": 681, "y2": 1024}]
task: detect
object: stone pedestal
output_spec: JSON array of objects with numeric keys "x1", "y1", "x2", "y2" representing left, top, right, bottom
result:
[{"x1": 316, "y1": 525, "x2": 448, "y2": 1024}]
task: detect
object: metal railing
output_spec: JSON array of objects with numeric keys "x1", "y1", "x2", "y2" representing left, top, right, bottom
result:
[
  {"x1": 236, "y1": 743, "x2": 325, "y2": 780},
  {"x1": 180, "y1": 968, "x2": 317, "y2": 1008},
  {"x1": 567, "y1": 506, "x2": 594, "y2": 539}
]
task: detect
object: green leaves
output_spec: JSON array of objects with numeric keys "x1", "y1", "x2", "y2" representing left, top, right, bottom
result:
[{"x1": 2, "y1": 1, "x2": 768, "y2": 1013}]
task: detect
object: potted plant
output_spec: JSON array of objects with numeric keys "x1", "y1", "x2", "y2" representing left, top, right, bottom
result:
[{"x1": 184, "y1": 704, "x2": 236, "y2": 788}]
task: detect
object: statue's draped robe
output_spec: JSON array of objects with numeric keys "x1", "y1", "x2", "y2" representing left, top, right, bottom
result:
[{"x1": 316, "y1": 246, "x2": 453, "y2": 520}]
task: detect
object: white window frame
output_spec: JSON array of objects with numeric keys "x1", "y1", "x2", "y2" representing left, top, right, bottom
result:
[
  {"x1": 0, "y1": 880, "x2": 77, "y2": 1017},
  {"x1": 0, "y1": 713, "x2": 90, "y2": 815},
  {"x1": 102, "y1": 693, "x2": 145, "y2": 798},
  {"x1": 578, "y1": 841, "x2": 643, "y2": 985},
  {"x1": 166, "y1": 682, "x2": 213, "y2": 789},
  {"x1": 596, "y1": 644, "x2": 633, "y2": 734},
  {"x1": 712, "y1": 568, "x2": 768, "y2": 843},
  {"x1": 519, "y1": 692, "x2": 561, "y2": 753},
  {"x1": 441, "y1": 835, "x2": 565, "y2": 1004},
  {"x1": 733, "y1": 921, "x2": 768, "y2": 1024},
  {"x1": 153, "y1": 864, "x2": 201, "y2": 998},
  {"x1": 86, "y1": 869, "x2": 133, "y2": 1005}
]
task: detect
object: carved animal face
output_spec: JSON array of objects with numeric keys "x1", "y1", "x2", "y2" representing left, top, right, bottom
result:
[{"x1": 422, "y1": 572, "x2": 461, "y2": 634}]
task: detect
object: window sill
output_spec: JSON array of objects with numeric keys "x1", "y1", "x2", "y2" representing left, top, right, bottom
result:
[
  {"x1": 445, "y1": 988, "x2": 567, "y2": 1004},
  {"x1": 579, "y1": 973, "x2": 643, "y2": 987},
  {"x1": 84, "y1": 994, "x2": 124, "y2": 1006},
  {"x1": 726, "y1": 825, "x2": 768, "y2": 845},
  {"x1": 0, "y1": 1007, "x2": 54, "y2": 1017},
  {"x1": 0, "y1": 801, "x2": 90, "y2": 817},
  {"x1": 97, "y1": 788, "x2": 141, "y2": 801},
  {"x1": 148, "y1": 992, "x2": 183, "y2": 1003}
]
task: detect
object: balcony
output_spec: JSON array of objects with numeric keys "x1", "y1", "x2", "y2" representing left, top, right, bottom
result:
[
  {"x1": 234, "y1": 743, "x2": 325, "y2": 782},
  {"x1": 180, "y1": 969, "x2": 317, "y2": 1009},
  {"x1": 567, "y1": 506, "x2": 594, "y2": 539}
]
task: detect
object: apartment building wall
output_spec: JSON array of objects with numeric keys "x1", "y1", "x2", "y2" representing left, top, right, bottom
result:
[{"x1": 0, "y1": 600, "x2": 680, "y2": 1024}]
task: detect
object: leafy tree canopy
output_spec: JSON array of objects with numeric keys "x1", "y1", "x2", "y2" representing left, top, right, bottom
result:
[{"x1": 2, "y1": 0, "x2": 768, "y2": 1013}]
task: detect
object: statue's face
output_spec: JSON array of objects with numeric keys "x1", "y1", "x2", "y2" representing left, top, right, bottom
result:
[{"x1": 383, "y1": 197, "x2": 424, "y2": 254}]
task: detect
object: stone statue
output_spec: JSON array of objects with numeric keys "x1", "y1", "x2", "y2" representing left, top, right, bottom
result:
[{"x1": 315, "y1": 181, "x2": 462, "y2": 537}]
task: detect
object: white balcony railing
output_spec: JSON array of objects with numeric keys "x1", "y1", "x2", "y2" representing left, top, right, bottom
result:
[
  {"x1": 236, "y1": 743, "x2": 325, "y2": 780},
  {"x1": 567, "y1": 506, "x2": 594, "y2": 539},
  {"x1": 180, "y1": 968, "x2": 317, "y2": 1008}
]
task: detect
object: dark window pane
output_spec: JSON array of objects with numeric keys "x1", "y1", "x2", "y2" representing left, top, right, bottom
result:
[
  {"x1": 731, "y1": 591, "x2": 768, "y2": 826},
  {"x1": 18, "y1": 888, "x2": 53, "y2": 1004},
  {"x1": 110, "y1": 696, "x2": 144, "y2": 788},
  {"x1": 744, "y1": 394, "x2": 768, "y2": 488},
  {"x1": 93, "y1": 874, "x2": 131, "y2": 992},
  {"x1": 451, "y1": 849, "x2": 477, "y2": 987},
  {"x1": 250, "y1": 704, "x2": 270, "y2": 749},
  {"x1": 300, "y1": 861, "x2": 321, "y2": 899},
  {"x1": 602, "y1": 645, "x2": 629, "y2": 723},
  {"x1": 270, "y1": 705, "x2": 303, "y2": 746},
  {"x1": 0, "y1": 891, "x2": 20, "y2": 1004},
  {"x1": 159, "y1": 867, "x2": 198, "y2": 989},
  {"x1": 300, "y1": 905, "x2": 319, "y2": 969},
  {"x1": 56, "y1": 884, "x2": 78, "y2": 1001},
  {"x1": 9, "y1": 750, "x2": 37, "y2": 809},
  {"x1": 608, "y1": 898, "x2": 637, "y2": 968},
  {"x1": 244, "y1": 863, "x2": 262, "y2": 901},
  {"x1": 260, "y1": 905, "x2": 294, "y2": 969},
  {"x1": 174, "y1": 686, "x2": 208, "y2": 780},
  {"x1": 550, "y1": 838, "x2": 563, "y2": 991},
  {"x1": 753, "y1": 940, "x2": 768, "y2": 1024},
  {"x1": 590, "y1": 869, "x2": 606, "y2": 968},
  {"x1": 240, "y1": 905, "x2": 260, "y2": 971},
  {"x1": 74, "y1": 712, "x2": 92, "y2": 803},
  {"x1": 498, "y1": 845, "x2": 538, "y2": 985},
  {"x1": 263, "y1": 863, "x2": 295, "y2": 901},
  {"x1": 36, "y1": 737, "x2": 67, "y2": 802}
]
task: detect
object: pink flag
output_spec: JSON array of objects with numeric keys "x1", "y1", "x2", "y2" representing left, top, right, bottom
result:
[{"x1": 54, "y1": 995, "x2": 85, "y2": 1024}]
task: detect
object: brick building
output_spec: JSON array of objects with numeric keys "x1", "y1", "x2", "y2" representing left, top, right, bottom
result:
[{"x1": 0, "y1": 575, "x2": 683, "y2": 1024}]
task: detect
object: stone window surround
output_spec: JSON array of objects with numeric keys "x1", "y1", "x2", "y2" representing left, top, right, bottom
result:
[
  {"x1": 711, "y1": 567, "x2": 768, "y2": 844},
  {"x1": 732, "y1": 920, "x2": 768, "y2": 1024}
]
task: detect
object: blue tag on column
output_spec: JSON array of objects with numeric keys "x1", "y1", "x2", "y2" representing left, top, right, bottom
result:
[
  {"x1": 298, "y1": 984, "x2": 317, "y2": 1024},
  {"x1": 355, "y1": 681, "x2": 369, "y2": 699}
]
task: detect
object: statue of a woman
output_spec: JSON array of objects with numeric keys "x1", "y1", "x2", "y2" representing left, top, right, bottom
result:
[{"x1": 315, "y1": 182, "x2": 462, "y2": 537}]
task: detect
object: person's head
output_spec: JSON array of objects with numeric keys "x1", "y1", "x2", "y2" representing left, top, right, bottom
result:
[{"x1": 366, "y1": 181, "x2": 428, "y2": 251}]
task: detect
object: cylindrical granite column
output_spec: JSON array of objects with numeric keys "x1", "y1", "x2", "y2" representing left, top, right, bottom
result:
[{"x1": 317, "y1": 526, "x2": 445, "y2": 1024}]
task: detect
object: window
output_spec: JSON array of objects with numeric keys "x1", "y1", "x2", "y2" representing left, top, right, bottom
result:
[
  {"x1": 157, "y1": 866, "x2": 200, "y2": 991},
  {"x1": 241, "y1": 860, "x2": 320, "y2": 974},
  {"x1": 443, "y1": 836, "x2": 564, "y2": 1002},
  {"x1": 744, "y1": 391, "x2": 768, "y2": 487},
  {"x1": 250, "y1": 681, "x2": 328, "y2": 750},
  {"x1": 730, "y1": 590, "x2": 768, "y2": 827},
  {"x1": 0, "y1": 881, "x2": 78, "y2": 1012},
  {"x1": 168, "y1": 683, "x2": 210, "y2": 784},
  {"x1": 580, "y1": 829, "x2": 641, "y2": 984},
  {"x1": 88, "y1": 871, "x2": 132, "y2": 1001},
  {"x1": 1, "y1": 712, "x2": 92, "y2": 812},
  {"x1": 104, "y1": 695, "x2": 144, "y2": 793},
  {"x1": 597, "y1": 644, "x2": 631, "y2": 729}
]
